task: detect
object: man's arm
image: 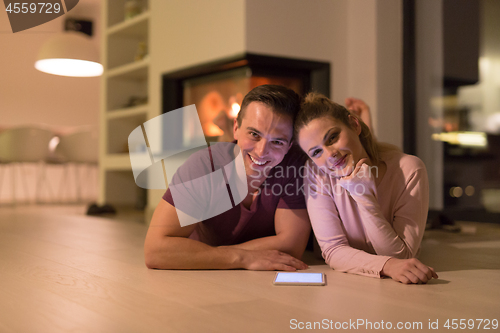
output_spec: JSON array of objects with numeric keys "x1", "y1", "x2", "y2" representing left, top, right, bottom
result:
[
  {"x1": 144, "y1": 200, "x2": 308, "y2": 270},
  {"x1": 231, "y1": 208, "x2": 311, "y2": 259}
]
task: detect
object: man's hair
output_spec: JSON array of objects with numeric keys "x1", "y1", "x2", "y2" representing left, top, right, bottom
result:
[
  {"x1": 237, "y1": 85, "x2": 301, "y2": 128},
  {"x1": 294, "y1": 92, "x2": 381, "y2": 164}
]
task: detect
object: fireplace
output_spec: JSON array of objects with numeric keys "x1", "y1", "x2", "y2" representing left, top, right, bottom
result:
[{"x1": 162, "y1": 53, "x2": 330, "y2": 142}]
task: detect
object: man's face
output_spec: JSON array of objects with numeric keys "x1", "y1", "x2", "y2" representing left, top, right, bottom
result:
[{"x1": 233, "y1": 102, "x2": 293, "y2": 180}]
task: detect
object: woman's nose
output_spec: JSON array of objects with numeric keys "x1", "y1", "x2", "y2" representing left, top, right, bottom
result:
[{"x1": 326, "y1": 149, "x2": 338, "y2": 165}]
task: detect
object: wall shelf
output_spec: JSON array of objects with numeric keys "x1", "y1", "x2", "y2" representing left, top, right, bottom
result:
[
  {"x1": 106, "y1": 0, "x2": 149, "y2": 28},
  {"x1": 107, "y1": 104, "x2": 149, "y2": 119},
  {"x1": 107, "y1": 58, "x2": 149, "y2": 80},
  {"x1": 107, "y1": 11, "x2": 150, "y2": 38}
]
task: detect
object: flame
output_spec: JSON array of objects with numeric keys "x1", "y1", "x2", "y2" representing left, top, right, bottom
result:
[
  {"x1": 203, "y1": 122, "x2": 224, "y2": 137},
  {"x1": 230, "y1": 103, "x2": 240, "y2": 118}
]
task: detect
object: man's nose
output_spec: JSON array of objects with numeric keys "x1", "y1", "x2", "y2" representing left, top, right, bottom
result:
[{"x1": 255, "y1": 140, "x2": 268, "y2": 157}]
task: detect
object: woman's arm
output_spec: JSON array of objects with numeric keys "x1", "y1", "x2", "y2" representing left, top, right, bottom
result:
[
  {"x1": 337, "y1": 159, "x2": 438, "y2": 283},
  {"x1": 305, "y1": 166, "x2": 391, "y2": 278},
  {"x1": 337, "y1": 161, "x2": 428, "y2": 259},
  {"x1": 306, "y1": 163, "x2": 437, "y2": 283}
]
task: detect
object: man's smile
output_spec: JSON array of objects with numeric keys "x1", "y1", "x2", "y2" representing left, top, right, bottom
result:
[{"x1": 249, "y1": 154, "x2": 270, "y2": 166}]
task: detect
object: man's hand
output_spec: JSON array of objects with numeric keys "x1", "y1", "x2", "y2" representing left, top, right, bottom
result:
[
  {"x1": 345, "y1": 97, "x2": 373, "y2": 132},
  {"x1": 238, "y1": 249, "x2": 308, "y2": 271},
  {"x1": 381, "y1": 258, "x2": 439, "y2": 284}
]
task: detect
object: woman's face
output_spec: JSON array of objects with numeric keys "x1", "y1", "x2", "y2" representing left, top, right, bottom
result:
[{"x1": 298, "y1": 115, "x2": 367, "y2": 178}]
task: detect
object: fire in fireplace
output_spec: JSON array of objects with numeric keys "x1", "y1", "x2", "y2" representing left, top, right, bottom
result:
[{"x1": 162, "y1": 53, "x2": 330, "y2": 143}]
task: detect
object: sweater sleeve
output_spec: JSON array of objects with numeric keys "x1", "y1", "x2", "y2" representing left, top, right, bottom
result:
[
  {"x1": 305, "y1": 165, "x2": 391, "y2": 278},
  {"x1": 338, "y1": 163, "x2": 429, "y2": 259}
]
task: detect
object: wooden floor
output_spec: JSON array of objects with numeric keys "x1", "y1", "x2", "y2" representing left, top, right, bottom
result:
[{"x1": 0, "y1": 205, "x2": 499, "y2": 332}]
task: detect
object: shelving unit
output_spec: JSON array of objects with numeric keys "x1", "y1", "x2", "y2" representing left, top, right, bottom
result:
[
  {"x1": 107, "y1": 104, "x2": 149, "y2": 119},
  {"x1": 99, "y1": 0, "x2": 150, "y2": 209},
  {"x1": 107, "y1": 11, "x2": 150, "y2": 38},
  {"x1": 107, "y1": 58, "x2": 149, "y2": 79}
]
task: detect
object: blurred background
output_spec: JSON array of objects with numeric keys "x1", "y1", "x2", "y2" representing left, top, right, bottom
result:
[{"x1": 0, "y1": 0, "x2": 498, "y2": 224}]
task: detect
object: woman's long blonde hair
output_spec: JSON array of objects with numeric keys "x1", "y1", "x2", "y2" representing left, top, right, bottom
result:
[{"x1": 294, "y1": 92, "x2": 397, "y2": 165}]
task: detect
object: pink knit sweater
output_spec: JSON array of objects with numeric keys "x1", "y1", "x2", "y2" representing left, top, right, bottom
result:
[{"x1": 304, "y1": 150, "x2": 429, "y2": 278}]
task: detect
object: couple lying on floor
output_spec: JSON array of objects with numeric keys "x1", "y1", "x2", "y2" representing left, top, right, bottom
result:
[{"x1": 144, "y1": 85, "x2": 438, "y2": 285}]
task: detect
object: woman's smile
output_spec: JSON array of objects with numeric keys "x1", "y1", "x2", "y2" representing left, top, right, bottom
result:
[{"x1": 298, "y1": 115, "x2": 366, "y2": 178}]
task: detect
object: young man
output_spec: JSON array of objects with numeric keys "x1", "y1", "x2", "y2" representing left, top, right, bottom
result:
[{"x1": 144, "y1": 85, "x2": 311, "y2": 271}]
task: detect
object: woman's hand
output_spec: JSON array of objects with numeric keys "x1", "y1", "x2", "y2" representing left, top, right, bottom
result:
[
  {"x1": 381, "y1": 258, "x2": 439, "y2": 284},
  {"x1": 340, "y1": 157, "x2": 369, "y2": 181},
  {"x1": 337, "y1": 158, "x2": 377, "y2": 199},
  {"x1": 345, "y1": 97, "x2": 373, "y2": 132}
]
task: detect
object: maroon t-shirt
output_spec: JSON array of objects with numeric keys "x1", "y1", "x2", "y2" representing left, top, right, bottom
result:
[{"x1": 163, "y1": 143, "x2": 308, "y2": 246}]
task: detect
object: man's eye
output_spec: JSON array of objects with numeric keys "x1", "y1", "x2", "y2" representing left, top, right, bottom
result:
[
  {"x1": 249, "y1": 132, "x2": 259, "y2": 138},
  {"x1": 272, "y1": 141, "x2": 284, "y2": 146}
]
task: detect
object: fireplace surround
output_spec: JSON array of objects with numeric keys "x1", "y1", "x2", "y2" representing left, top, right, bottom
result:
[{"x1": 162, "y1": 53, "x2": 330, "y2": 142}]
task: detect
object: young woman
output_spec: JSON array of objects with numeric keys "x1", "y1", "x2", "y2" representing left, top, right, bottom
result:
[{"x1": 295, "y1": 93, "x2": 438, "y2": 284}]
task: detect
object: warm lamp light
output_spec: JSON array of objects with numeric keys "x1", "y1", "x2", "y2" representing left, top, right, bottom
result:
[
  {"x1": 431, "y1": 131, "x2": 487, "y2": 147},
  {"x1": 35, "y1": 31, "x2": 103, "y2": 77}
]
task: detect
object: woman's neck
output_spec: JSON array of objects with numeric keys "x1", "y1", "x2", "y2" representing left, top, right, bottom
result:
[{"x1": 372, "y1": 160, "x2": 387, "y2": 187}]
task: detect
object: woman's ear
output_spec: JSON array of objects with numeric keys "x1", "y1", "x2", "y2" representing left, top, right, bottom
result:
[{"x1": 349, "y1": 115, "x2": 362, "y2": 135}]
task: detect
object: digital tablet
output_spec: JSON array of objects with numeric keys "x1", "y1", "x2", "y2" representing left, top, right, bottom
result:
[{"x1": 273, "y1": 272, "x2": 326, "y2": 286}]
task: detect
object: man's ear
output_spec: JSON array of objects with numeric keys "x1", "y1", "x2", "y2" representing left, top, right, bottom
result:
[
  {"x1": 349, "y1": 115, "x2": 362, "y2": 136},
  {"x1": 233, "y1": 118, "x2": 239, "y2": 140}
]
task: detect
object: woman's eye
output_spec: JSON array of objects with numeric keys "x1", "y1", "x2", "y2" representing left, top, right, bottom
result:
[
  {"x1": 326, "y1": 133, "x2": 338, "y2": 144},
  {"x1": 311, "y1": 149, "x2": 322, "y2": 158}
]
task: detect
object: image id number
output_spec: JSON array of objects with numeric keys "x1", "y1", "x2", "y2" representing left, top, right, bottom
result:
[
  {"x1": 444, "y1": 319, "x2": 498, "y2": 330},
  {"x1": 6, "y1": 3, "x2": 61, "y2": 14}
]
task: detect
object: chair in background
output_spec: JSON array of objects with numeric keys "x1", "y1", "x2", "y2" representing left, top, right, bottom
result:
[
  {"x1": 55, "y1": 127, "x2": 98, "y2": 203},
  {"x1": 0, "y1": 126, "x2": 54, "y2": 204}
]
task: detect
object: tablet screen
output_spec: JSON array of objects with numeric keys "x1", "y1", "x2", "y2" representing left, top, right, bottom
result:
[{"x1": 274, "y1": 272, "x2": 325, "y2": 285}]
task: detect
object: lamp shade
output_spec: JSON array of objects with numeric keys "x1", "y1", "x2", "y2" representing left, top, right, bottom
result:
[{"x1": 35, "y1": 31, "x2": 103, "y2": 77}]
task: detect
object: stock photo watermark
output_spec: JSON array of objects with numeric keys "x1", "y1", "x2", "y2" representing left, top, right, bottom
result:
[
  {"x1": 128, "y1": 105, "x2": 380, "y2": 227},
  {"x1": 3, "y1": 0, "x2": 79, "y2": 33},
  {"x1": 289, "y1": 318, "x2": 499, "y2": 330}
]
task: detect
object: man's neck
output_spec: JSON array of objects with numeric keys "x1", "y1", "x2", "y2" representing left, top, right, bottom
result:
[{"x1": 246, "y1": 173, "x2": 269, "y2": 193}]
